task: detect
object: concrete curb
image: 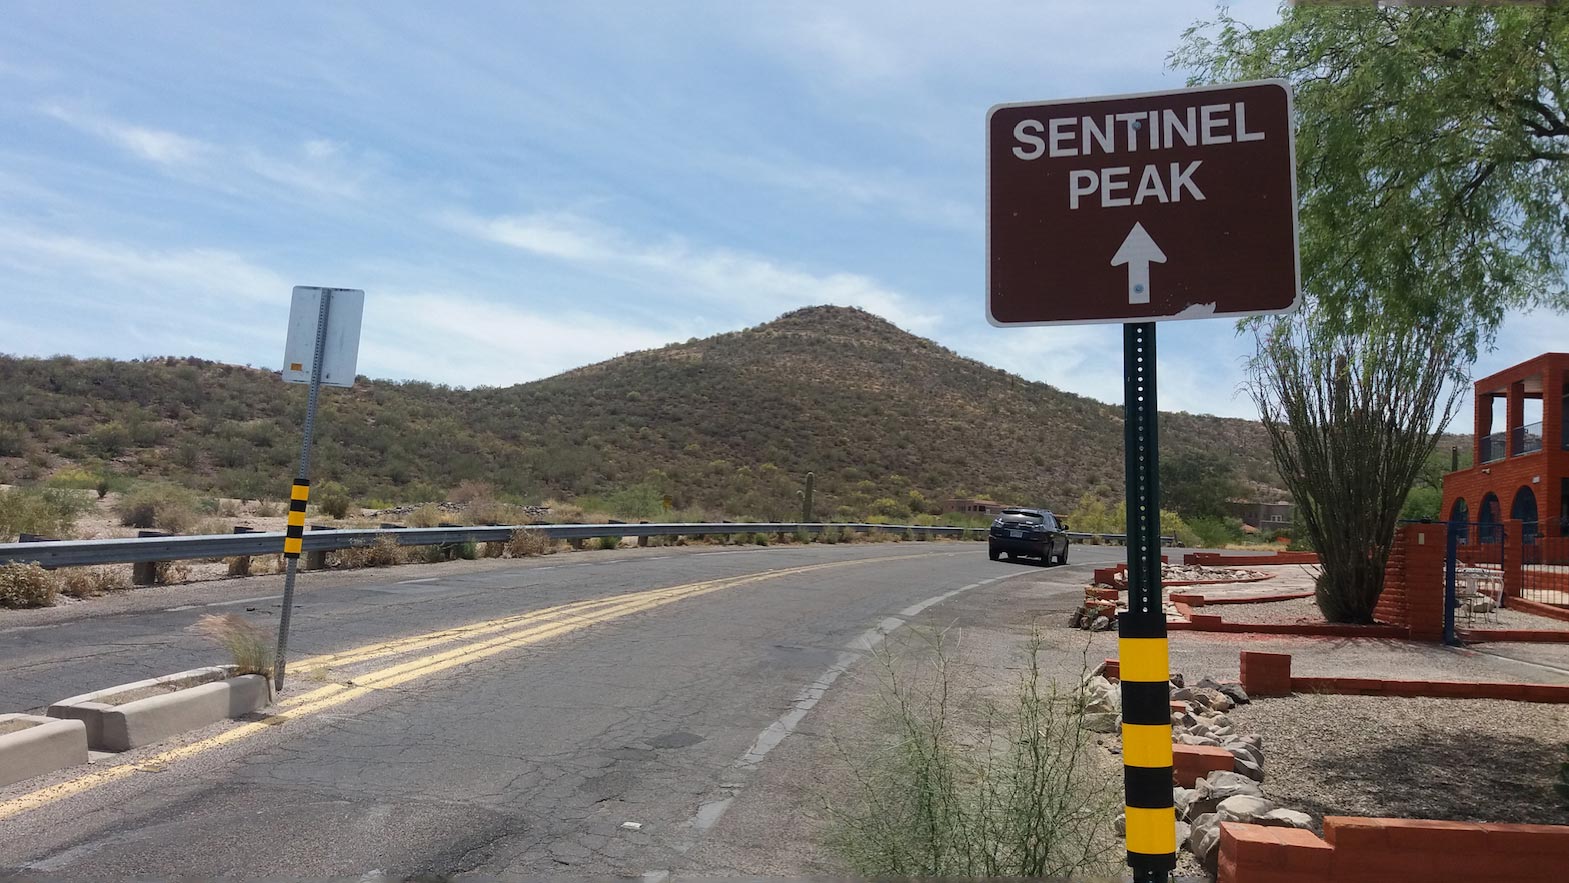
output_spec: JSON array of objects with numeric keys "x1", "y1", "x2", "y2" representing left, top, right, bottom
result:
[
  {"x1": 47, "y1": 666, "x2": 273, "y2": 752},
  {"x1": 0, "y1": 713, "x2": 90, "y2": 788}
]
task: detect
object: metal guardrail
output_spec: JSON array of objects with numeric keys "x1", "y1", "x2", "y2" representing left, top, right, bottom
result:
[{"x1": 0, "y1": 522, "x2": 1170, "y2": 569}]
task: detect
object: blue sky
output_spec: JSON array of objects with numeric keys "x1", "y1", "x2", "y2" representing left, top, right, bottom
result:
[{"x1": 1, "y1": 1, "x2": 1560, "y2": 430}]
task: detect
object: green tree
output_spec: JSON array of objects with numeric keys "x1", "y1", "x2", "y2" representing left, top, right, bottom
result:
[
  {"x1": 1159, "y1": 449, "x2": 1243, "y2": 520},
  {"x1": 1176, "y1": 5, "x2": 1569, "y2": 352},
  {"x1": 1179, "y1": 5, "x2": 1569, "y2": 621}
]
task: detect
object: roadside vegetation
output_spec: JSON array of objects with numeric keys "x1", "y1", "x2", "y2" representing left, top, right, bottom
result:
[{"x1": 825, "y1": 633, "x2": 1118, "y2": 877}]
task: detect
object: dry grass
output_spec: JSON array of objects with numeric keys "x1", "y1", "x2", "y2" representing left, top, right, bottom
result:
[
  {"x1": 0, "y1": 562, "x2": 58, "y2": 608},
  {"x1": 331, "y1": 534, "x2": 408, "y2": 568},
  {"x1": 404, "y1": 505, "x2": 447, "y2": 528},
  {"x1": 505, "y1": 528, "x2": 556, "y2": 557},
  {"x1": 188, "y1": 613, "x2": 273, "y2": 677},
  {"x1": 58, "y1": 566, "x2": 129, "y2": 598}
]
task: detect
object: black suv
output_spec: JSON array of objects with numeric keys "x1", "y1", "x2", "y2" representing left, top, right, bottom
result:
[{"x1": 988, "y1": 507, "x2": 1070, "y2": 564}]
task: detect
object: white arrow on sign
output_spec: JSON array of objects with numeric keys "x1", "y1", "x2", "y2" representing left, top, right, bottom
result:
[{"x1": 1110, "y1": 222, "x2": 1167, "y2": 306}]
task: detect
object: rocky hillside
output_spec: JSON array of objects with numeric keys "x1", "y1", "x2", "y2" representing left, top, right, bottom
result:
[{"x1": 0, "y1": 306, "x2": 1280, "y2": 520}]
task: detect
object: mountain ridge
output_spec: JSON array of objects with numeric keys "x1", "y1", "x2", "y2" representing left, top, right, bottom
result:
[{"x1": 0, "y1": 305, "x2": 1281, "y2": 520}]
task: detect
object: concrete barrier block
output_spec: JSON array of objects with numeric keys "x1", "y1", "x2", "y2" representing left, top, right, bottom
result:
[
  {"x1": 0, "y1": 713, "x2": 90, "y2": 788},
  {"x1": 48, "y1": 666, "x2": 270, "y2": 752}
]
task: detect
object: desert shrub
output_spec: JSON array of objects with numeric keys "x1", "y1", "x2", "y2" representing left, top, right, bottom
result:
[
  {"x1": 825, "y1": 634, "x2": 1118, "y2": 877},
  {"x1": 247, "y1": 500, "x2": 283, "y2": 517},
  {"x1": 58, "y1": 566, "x2": 129, "y2": 598},
  {"x1": 332, "y1": 535, "x2": 407, "y2": 568},
  {"x1": 1189, "y1": 516, "x2": 1243, "y2": 548},
  {"x1": 405, "y1": 505, "x2": 446, "y2": 528},
  {"x1": 596, "y1": 534, "x2": 622, "y2": 550},
  {"x1": 152, "y1": 560, "x2": 191, "y2": 584},
  {"x1": 754, "y1": 531, "x2": 769, "y2": 546},
  {"x1": 419, "y1": 544, "x2": 449, "y2": 564},
  {"x1": 114, "y1": 483, "x2": 204, "y2": 534},
  {"x1": 226, "y1": 555, "x2": 253, "y2": 577},
  {"x1": 0, "y1": 563, "x2": 59, "y2": 608},
  {"x1": 0, "y1": 486, "x2": 89, "y2": 541},
  {"x1": 481, "y1": 540, "x2": 507, "y2": 558},
  {"x1": 316, "y1": 483, "x2": 353, "y2": 519},
  {"x1": 188, "y1": 613, "x2": 273, "y2": 676},
  {"x1": 794, "y1": 529, "x2": 811, "y2": 544},
  {"x1": 450, "y1": 480, "x2": 495, "y2": 504},
  {"x1": 505, "y1": 528, "x2": 554, "y2": 558}
]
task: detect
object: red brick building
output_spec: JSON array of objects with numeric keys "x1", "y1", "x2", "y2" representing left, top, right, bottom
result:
[{"x1": 1441, "y1": 353, "x2": 1569, "y2": 541}]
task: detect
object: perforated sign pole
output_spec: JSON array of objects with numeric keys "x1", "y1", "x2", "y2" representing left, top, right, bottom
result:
[
  {"x1": 1120, "y1": 322, "x2": 1175, "y2": 880},
  {"x1": 273, "y1": 292, "x2": 331, "y2": 692}
]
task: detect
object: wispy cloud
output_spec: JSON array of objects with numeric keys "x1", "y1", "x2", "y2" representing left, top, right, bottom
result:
[
  {"x1": 39, "y1": 103, "x2": 373, "y2": 201},
  {"x1": 42, "y1": 103, "x2": 207, "y2": 166},
  {"x1": 447, "y1": 210, "x2": 942, "y2": 333},
  {"x1": 0, "y1": 227, "x2": 291, "y2": 303}
]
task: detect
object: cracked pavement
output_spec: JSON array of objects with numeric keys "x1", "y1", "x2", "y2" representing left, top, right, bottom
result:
[{"x1": 0, "y1": 541, "x2": 1117, "y2": 878}]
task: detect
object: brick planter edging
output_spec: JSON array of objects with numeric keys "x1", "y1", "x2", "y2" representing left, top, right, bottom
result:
[
  {"x1": 1185, "y1": 551, "x2": 1320, "y2": 566},
  {"x1": 1170, "y1": 615, "x2": 1407, "y2": 638},
  {"x1": 1461, "y1": 627, "x2": 1569, "y2": 644},
  {"x1": 1293, "y1": 676, "x2": 1569, "y2": 703},
  {"x1": 1219, "y1": 816, "x2": 1569, "y2": 883},
  {"x1": 1501, "y1": 596, "x2": 1569, "y2": 624},
  {"x1": 0, "y1": 713, "x2": 90, "y2": 788},
  {"x1": 48, "y1": 666, "x2": 273, "y2": 752},
  {"x1": 1169, "y1": 589, "x2": 1314, "y2": 607}
]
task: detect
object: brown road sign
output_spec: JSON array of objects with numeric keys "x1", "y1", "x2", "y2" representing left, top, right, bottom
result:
[{"x1": 987, "y1": 80, "x2": 1298, "y2": 326}]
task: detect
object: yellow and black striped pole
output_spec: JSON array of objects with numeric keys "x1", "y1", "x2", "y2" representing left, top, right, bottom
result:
[
  {"x1": 1120, "y1": 322, "x2": 1175, "y2": 880},
  {"x1": 284, "y1": 480, "x2": 309, "y2": 558}
]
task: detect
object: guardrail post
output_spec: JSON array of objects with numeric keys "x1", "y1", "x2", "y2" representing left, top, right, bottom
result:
[
  {"x1": 569, "y1": 538, "x2": 585, "y2": 550},
  {"x1": 305, "y1": 525, "x2": 333, "y2": 571},
  {"x1": 228, "y1": 526, "x2": 256, "y2": 576},
  {"x1": 131, "y1": 530, "x2": 169, "y2": 585}
]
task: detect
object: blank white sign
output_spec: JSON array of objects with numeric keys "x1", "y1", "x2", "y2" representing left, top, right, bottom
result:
[{"x1": 282, "y1": 286, "x2": 363, "y2": 388}]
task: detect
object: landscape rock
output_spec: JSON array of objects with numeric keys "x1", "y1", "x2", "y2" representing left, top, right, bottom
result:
[
  {"x1": 1089, "y1": 615, "x2": 1112, "y2": 631},
  {"x1": 1223, "y1": 740, "x2": 1264, "y2": 768},
  {"x1": 1216, "y1": 794, "x2": 1277, "y2": 824},
  {"x1": 1233, "y1": 754, "x2": 1266, "y2": 782},
  {"x1": 1169, "y1": 673, "x2": 1186, "y2": 689},
  {"x1": 1216, "y1": 682, "x2": 1250, "y2": 705},
  {"x1": 1256, "y1": 808, "x2": 1314, "y2": 830},
  {"x1": 1114, "y1": 812, "x2": 1125, "y2": 836},
  {"x1": 1192, "y1": 770, "x2": 1264, "y2": 817},
  {"x1": 1189, "y1": 812, "x2": 1221, "y2": 875},
  {"x1": 1081, "y1": 712, "x2": 1120, "y2": 733},
  {"x1": 1175, "y1": 820, "x2": 1192, "y2": 851},
  {"x1": 1176, "y1": 732, "x2": 1220, "y2": 748},
  {"x1": 1173, "y1": 787, "x2": 1196, "y2": 819}
]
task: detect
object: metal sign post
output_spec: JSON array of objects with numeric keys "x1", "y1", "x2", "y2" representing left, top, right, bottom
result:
[
  {"x1": 985, "y1": 80, "x2": 1300, "y2": 881},
  {"x1": 275, "y1": 286, "x2": 364, "y2": 691},
  {"x1": 1120, "y1": 322, "x2": 1173, "y2": 880}
]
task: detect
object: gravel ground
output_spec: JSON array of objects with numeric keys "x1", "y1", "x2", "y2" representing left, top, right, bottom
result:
[
  {"x1": 1205, "y1": 595, "x2": 1324, "y2": 625},
  {"x1": 1477, "y1": 603, "x2": 1569, "y2": 631},
  {"x1": 1159, "y1": 631, "x2": 1569, "y2": 686},
  {"x1": 1226, "y1": 693, "x2": 1569, "y2": 828}
]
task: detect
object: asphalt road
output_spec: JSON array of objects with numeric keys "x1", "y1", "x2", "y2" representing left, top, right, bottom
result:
[{"x1": 0, "y1": 540, "x2": 1122, "y2": 878}]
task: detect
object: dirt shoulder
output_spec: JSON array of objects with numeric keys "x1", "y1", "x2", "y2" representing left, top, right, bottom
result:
[{"x1": 681, "y1": 562, "x2": 1126, "y2": 876}]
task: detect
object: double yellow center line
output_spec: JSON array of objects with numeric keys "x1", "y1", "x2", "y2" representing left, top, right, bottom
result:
[{"x1": 0, "y1": 552, "x2": 929, "y2": 821}]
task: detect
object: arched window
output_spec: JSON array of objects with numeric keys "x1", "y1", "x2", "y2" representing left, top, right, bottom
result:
[
  {"x1": 1513, "y1": 486, "x2": 1539, "y2": 544},
  {"x1": 1450, "y1": 498, "x2": 1468, "y2": 524},
  {"x1": 1479, "y1": 492, "x2": 1501, "y2": 543}
]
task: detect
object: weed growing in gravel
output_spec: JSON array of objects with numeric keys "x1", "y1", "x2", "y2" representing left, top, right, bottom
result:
[
  {"x1": 0, "y1": 562, "x2": 59, "y2": 608},
  {"x1": 825, "y1": 631, "x2": 1119, "y2": 878},
  {"x1": 596, "y1": 535, "x2": 621, "y2": 550},
  {"x1": 189, "y1": 613, "x2": 273, "y2": 676}
]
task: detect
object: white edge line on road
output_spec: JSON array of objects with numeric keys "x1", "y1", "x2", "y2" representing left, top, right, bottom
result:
[
  {"x1": 680, "y1": 571, "x2": 1021, "y2": 847},
  {"x1": 396, "y1": 577, "x2": 440, "y2": 585},
  {"x1": 202, "y1": 595, "x2": 282, "y2": 608}
]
